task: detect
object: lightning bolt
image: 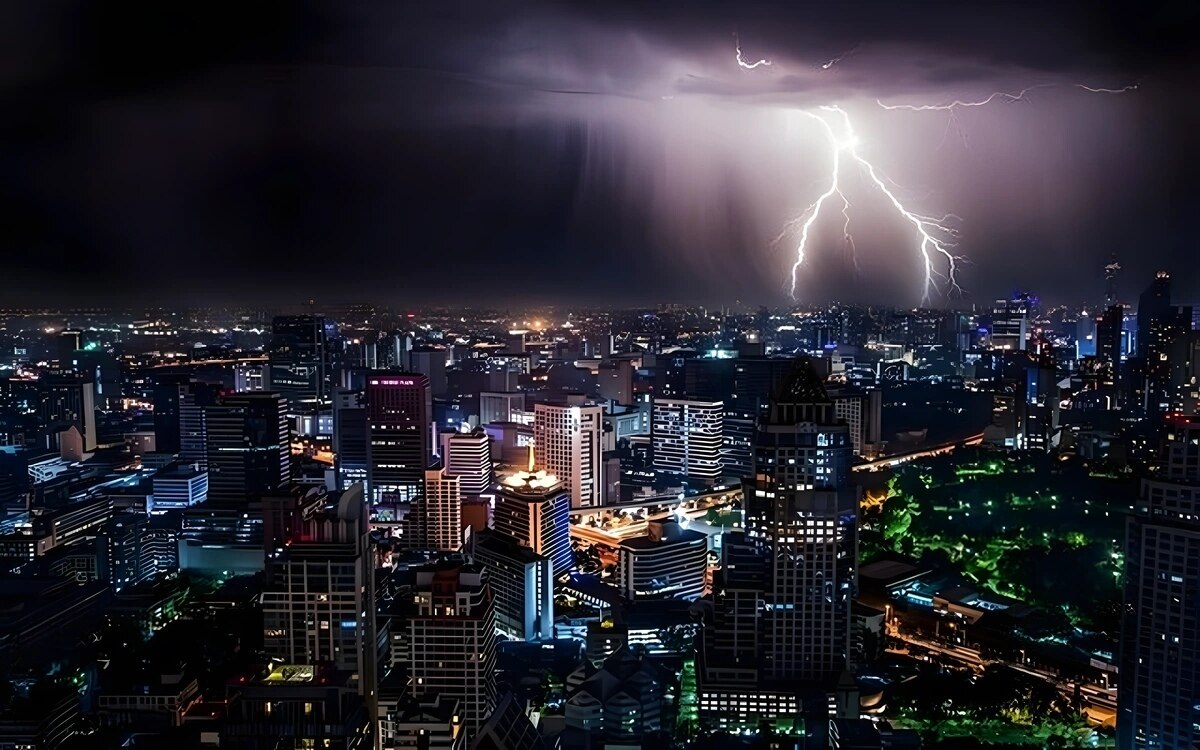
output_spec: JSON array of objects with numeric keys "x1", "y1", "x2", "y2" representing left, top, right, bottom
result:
[
  {"x1": 780, "y1": 107, "x2": 962, "y2": 303},
  {"x1": 877, "y1": 83, "x2": 1137, "y2": 147},
  {"x1": 734, "y1": 32, "x2": 772, "y2": 69},
  {"x1": 820, "y1": 44, "x2": 861, "y2": 71}
]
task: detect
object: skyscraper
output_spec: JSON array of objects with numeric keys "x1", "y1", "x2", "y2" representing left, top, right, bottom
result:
[
  {"x1": 365, "y1": 372, "x2": 432, "y2": 506},
  {"x1": 650, "y1": 398, "x2": 724, "y2": 482},
  {"x1": 1118, "y1": 418, "x2": 1200, "y2": 749},
  {"x1": 441, "y1": 428, "x2": 493, "y2": 497},
  {"x1": 266, "y1": 314, "x2": 335, "y2": 417},
  {"x1": 699, "y1": 358, "x2": 858, "y2": 726},
  {"x1": 991, "y1": 295, "x2": 1030, "y2": 351},
  {"x1": 493, "y1": 470, "x2": 573, "y2": 578},
  {"x1": 332, "y1": 387, "x2": 368, "y2": 490},
  {"x1": 405, "y1": 468, "x2": 463, "y2": 552},
  {"x1": 203, "y1": 392, "x2": 290, "y2": 504},
  {"x1": 409, "y1": 563, "x2": 498, "y2": 736},
  {"x1": 533, "y1": 403, "x2": 603, "y2": 509},
  {"x1": 1096, "y1": 304, "x2": 1125, "y2": 388},
  {"x1": 37, "y1": 373, "x2": 96, "y2": 455},
  {"x1": 260, "y1": 484, "x2": 379, "y2": 732}
]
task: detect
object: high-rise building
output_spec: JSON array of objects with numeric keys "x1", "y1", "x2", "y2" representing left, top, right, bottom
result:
[
  {"x1": 723, "y1": 357, "x2": 800, "y2": 478},
  {"x1": 410, "y1": 346, "x2": 449, "y2": 399},
  {"x1": 261, "y1": 484, "x2": 379, "y2": 710},
  {"x1": 830, "y1": 388, "x2": 883, "y2": 459},
  {"x1": 332, "y1": 388, "x2": 368, "y2": 490},
  {"x1": 409, "y1": 563, "x2": 498, "y2": 736},
  {"x1": 650, "y1": 398, "x2": 724, "y2": 482},
  {"x1": 404, "y1": 468, "x2": 462, "y2": 552},
  {"x1": 203, "y1": 392, "x2": 290, "y2": 504},
  {"x1": 266, "y1": 315, "x2": 335, "y2": 417},
  {"x1": 151, "y1": 374, "x2": 192, "y2": 455},
  {"x1": 1118, "y1": 418, "x2": 1200, "y2": 748},
  {"x1": 1096, "y1": 305, "x2": 1125, "y2": 388},
  {"x1": 441, "y1": 429, "x2": 493, "y2": 496},
  {"x1": 533, "y1": 403, "x2": 603, "y2": 509},
  {"x1": 991, "y1": 295, "x2": 1030, "y2": 351},
  {"x1": 493, "y1": 470, "x2": 573, "y2": 578},
  {"x1": 472, "y1": 531, "x2": 554, "y2": 641},
  {"x1": 37, "y1": 374, "x2": 97, "y2": 455},
  {"x1": 698, "y1": 358, "x2": 858, "y2": 727},
  {"x1": 365, "y1": 372, "x2": 432, "y2": 505},
  {"x1": 480, "y1": 392, "x2": 525, "y2": 427}
]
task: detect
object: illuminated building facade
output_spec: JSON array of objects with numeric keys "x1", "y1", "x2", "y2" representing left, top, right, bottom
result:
[
  {"x1": 493, "y1": 471, "x2": 573, "y2": 578},
  {"x1": 616, "y1": 519, "x2": 708, "y2": 601},
  {"x1": 698, "y1": 358, "x2": 858, "y2": 728},
  {"x1": 533, "y1": 403, "x2": 603, "y2": 509},
  {"x1": 408, "y1": 564, "x2": 497, "y2": 736},
  {"x1": 366, "y1": 372, "x2": 432, "y2": 506},
  {"x1": 651, "y1": 398, "x2": 724, "y2": 482},
  {"x1": 441, "y1": 428, "x2": 493, "y2": 497}
]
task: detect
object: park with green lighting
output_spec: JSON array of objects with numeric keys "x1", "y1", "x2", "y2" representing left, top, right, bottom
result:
[{"x1": 862, "y1": 447, "x2": 1132, "y2": 635}]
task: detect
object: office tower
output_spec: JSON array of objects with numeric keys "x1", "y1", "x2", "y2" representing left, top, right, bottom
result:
[
  {"x1": 97, "y1": 513, "x2": 153, "y2": 592},
  {"x1": 409, "y1": 564, "x2": 498, "y2": 736},
  {"x1": 1136, "y1": 272, "x2": 1172, "y2": 361},
  {"x1": 532, "y1": 403, "x2": 603, "y2": 509},
  {"x1": 699, "y1": 358, "x2": 858, "y2": 725},
  {"x1": 266, "y1": 315, "x2": 334, "y2": 416},
  {"x1": 365, "y1": 372, "x2": 432, "y2": 505},
  {"x1": 991, "y1": 295, "x2": 1030, "y2": 351},
  {"x1": 150, "y1": 464, "x2": 208, "y2": 508},
  {"x1": 473, "y1": 532, "x2": 554, "y2": 641},
  {"x1": 1141, "y1": 301, "x2": 1193, "y2": 417},
  {"x1": 493, "y1": 470, "x2": 573, "y2": 577},
  {"x1": 410, "y1": 346, "x2": 449, "y2": 399},
  {"x1": 151, "y1": 373, "x2": 192, "y2": 455},
  {"x1": 830, "y1": 388, "x2": 883, "y2": 459},
  {"x1": 1165, "y1": 330, "x2": 1200, "y2": 416},
  {"x1": 1118, "y1": 418, "x2": 1200, "y2": 749},
  {"x1": 37, "y1": 373, "x2": 97, "y2": 455},
  {"x1": 332, "y1": 388, "x2": 368, "y2": 490},
  {"x1": 405, "y1": 468, "x2": 462, "y2": 552},
  {"x1": 724, "y1": 357, "x2": 799, "y2": 478},
  {"x1": 261, "y1": 484, "x2": 378, "y2": 708},
  {"x1": 597, "y1": 359, "x2": 634, "y2": 406},
  {"x1": 441, "y1": 428, "x2": 493, "y2": 496},
  {"x1": 615, "y1": 519, "x2": 708, "y2": 601},
  {"x1": 203, "y1": 392, "x2": 290, "y2": 504},
  {"x1": 1096, "y1": 305, "x2": 1125, "y2": 387},
  {"x1": 650, "y1": 398, "x2": 724, "y2": 482},
  {"x1": 480, "y1": 392, "x2": 525, "y2": 426},
  {"x1": 684, "y1": 358, "x2": 737, "y2": 403}
]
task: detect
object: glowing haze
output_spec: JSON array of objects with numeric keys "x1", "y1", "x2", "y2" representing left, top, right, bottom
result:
[{"x1": 0, "y1": 1, "x2": 1195, "y2": 306}]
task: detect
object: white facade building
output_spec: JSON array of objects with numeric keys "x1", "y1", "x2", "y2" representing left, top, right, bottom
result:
[{"x1": 533, "y1": 403, "x2": 604, "y2": 508}]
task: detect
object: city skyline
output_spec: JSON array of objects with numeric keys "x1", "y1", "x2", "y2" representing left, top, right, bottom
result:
[{"x1": 1, "y1": 2, "x2": 1197, "y2": 306}]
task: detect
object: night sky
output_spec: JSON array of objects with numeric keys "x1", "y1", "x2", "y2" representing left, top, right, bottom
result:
[{"x1": 2, "y1": 1, "x2": 1197, "y2": 308}]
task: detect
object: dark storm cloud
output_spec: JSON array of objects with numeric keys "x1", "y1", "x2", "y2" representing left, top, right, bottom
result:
[{"x1": 0, "y1": 1, "x2": 1197, "y2": 307}]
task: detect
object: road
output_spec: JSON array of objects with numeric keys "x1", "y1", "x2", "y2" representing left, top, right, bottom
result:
[{"x1": 888, "y1": 626, "x2": 1118, "y2": 721}]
